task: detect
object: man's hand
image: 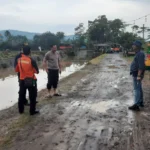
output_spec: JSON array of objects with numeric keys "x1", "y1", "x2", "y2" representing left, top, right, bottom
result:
[
  {"x1": 43, "y1": 60, "x2": 48, "y2": 73},
  {"x1": 137, "y1": 76, "x2": 141, "y2": 80},
  {"x1": 43, "y1": 67, "x2": 48, "y2": 73},
  {"x1": 59, "y1": 69, "x2": 61, "y2": 74}
]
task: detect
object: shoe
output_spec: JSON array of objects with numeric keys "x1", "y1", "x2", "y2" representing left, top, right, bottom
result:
[
  {"x1": 45, "y1": 95, "x2": 52, "y2": 99},
  {"x1": 30, "y1": 110, "x2": 40, "y2": 116},
  {"x1": 19, "y1": 111, "x2": 24, "y2": 114},
  {"x1": 128, "y1": 104, "x2": 140, "y2": 111},
  {"x1": 139, "y1": 104, "x2": 144, "y2": 108},
  {"x1": 54, "y1": 93, "x2": 62, "y2": 96}
]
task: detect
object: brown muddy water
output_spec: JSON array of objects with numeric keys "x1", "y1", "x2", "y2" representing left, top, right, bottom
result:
[{"x1": 0, "y1": 62, "x2": 86, "y2": 111}]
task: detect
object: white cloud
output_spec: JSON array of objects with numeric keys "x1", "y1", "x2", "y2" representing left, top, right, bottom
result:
[{"x1": 0, "y1": 0, "x2": 149, "y2": 35}]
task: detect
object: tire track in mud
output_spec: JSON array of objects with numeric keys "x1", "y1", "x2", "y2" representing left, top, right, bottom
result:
[{"x1": 44, "y1": 54, "x2": 135, "y2": 150}]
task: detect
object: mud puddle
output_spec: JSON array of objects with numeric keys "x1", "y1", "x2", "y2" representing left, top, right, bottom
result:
[
  {"x1": 69, "y1": 99, "x2": 122, "y2": 114},
  {"x1": 89, "y1": 100, "x2": 119, "y2": 113}
]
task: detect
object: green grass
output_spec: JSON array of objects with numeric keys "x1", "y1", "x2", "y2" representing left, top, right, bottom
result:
[
  {"x1": 88, "y1": 54, "x2": 106, "y2": 65},
  {"x1": 0, "y1": 114, "x2": 32, "y2": 148}
]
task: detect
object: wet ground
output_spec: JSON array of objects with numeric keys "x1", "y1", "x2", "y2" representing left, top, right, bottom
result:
[{"x1": 1, "y1": 54, "x2": 150, "y2": 150}]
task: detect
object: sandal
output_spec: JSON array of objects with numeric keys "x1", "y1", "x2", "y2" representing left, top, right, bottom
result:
[
  {"x1": 54, "y1": 93, "x2": 62, "y2": 96},
  {"x1": 45, "y1": 95, "x2": 53, "y2": 99}
]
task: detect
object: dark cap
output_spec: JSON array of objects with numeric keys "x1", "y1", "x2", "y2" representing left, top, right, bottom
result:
[
  {"x1": 23, "y1": 45, "x2": 31, "y2": 55},
  {"x1": 133, "y1": 40, "x2": 142, "y2": 48}
]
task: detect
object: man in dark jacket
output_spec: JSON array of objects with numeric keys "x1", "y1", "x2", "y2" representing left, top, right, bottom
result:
[
  {"x1": 129, "y1": 40, "x2": 145, "y2": 111},
  {"x1": 14, "y1": 46, "x2": 29, "y2": 106}
]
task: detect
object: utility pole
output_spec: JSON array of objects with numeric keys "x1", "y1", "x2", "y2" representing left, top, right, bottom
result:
[{"x1": 143, "y1": 24, "x2": 145, "y2": 39}]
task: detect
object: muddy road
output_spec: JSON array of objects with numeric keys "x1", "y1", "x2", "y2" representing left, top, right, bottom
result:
[{"x1": 0, "y1": 54, "x2": 143, "y2": 150}]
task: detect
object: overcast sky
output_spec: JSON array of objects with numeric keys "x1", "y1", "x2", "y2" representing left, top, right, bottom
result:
[{"x1": 0, "y1": 0, "x2": 149, "y2": 35}]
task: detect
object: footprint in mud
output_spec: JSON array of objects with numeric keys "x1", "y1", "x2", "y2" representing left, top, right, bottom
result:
[
  {"x1": 87, "y1": 119, "x2": 91, "y2": 124},
  {"x1": 120, "y1": 64, "x2": 127, "y2": 67},
  {"x1": 53, "y1": 142, "x2": 59, "y2": 146},
  {"x1": 69, "y1": 120, "x2": 77, "y2": 125},
  {"x1": 57, "y1": 110, "x2": 64, "y2": 115},
  {"x1": 116, "y1": 60, "x2": 123, "y2": 62}
]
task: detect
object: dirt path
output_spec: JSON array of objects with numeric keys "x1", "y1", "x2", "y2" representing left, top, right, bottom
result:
[{"x1": 1, "y1": 54, "x2": 149, "y2": 150}]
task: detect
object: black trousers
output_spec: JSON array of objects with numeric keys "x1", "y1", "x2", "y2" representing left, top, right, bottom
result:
[
  {"x1": 47, "y1": 69, "x2": 59, "y2": 90},
  {"x1": 18, "y1": 73, "x2": 28, "y2": 105},
  {"x1": 19, "y1": 80, "x2": 37, "y2": 114}
]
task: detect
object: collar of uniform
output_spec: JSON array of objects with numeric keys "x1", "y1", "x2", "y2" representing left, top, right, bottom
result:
[
  {"x1": 135, "y1": 50, "x2": 141, "y2": 54},
  {"x1": 22, "y1": 54, "x2": 30, "y2": 58}
]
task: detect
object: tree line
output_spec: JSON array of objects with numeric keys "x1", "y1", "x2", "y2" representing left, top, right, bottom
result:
[
  {"x1": 74, "y1": 15, "x2": 146, "y2": 49},
  {"x1": 0, "y1": 31, "x2": 65, "y2": 51},
  {"x1": 0, "y1": 15, "x2": 148, "y2": 51}
]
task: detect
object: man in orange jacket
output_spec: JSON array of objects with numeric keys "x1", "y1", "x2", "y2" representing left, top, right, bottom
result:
[
  {"x1": 14, "y1": 45, "x2": 29, "y2": 106},
  {"x1": 15, "y1": 46, "x2": 39, "y2": 115}
]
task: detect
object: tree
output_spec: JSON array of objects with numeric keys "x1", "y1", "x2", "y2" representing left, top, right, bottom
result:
[
  {"x1": 88, "y1": 15, "x2": 108, "y2": 43},
  {"x1": 33, "y1": 32, "x2": 60, "y2": 49},
  {"x1": 118, "y1": 32, "x2": 143, "y2": 49},
  {"x1": 4, "y1": 30, "x2": 11, "y2": 40},
  {"x1": 74, "y1": 23, "x2": 86, "y2": 47},
  {"x1": 135, "y1": 25, "x2": 150, "y2": 39},
  {"x1": 75, "y1": 23, "x2": 85, "y2": 36},
  {"x1": 109, "y1": 19, "x2": 124, "y2": 43},
  {"x1": 0, "y1": 34, "x2": 3, "y2": 43},
  {"x1": 88, "y1": 15, "x2": 124, "y2": 43},
  {"x1": 11, "y1": 35, "x2": 28, "y2": 48},
  {"x1": 132, "y1": 25, "x2": 139, "y2": 33},
  {"x1": 56, "y1": 32, "x2": 65, "y2": 41}
]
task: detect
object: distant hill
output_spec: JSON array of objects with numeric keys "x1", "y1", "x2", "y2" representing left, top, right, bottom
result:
[
  {"x1": 64, "y1": 35, "x2": 77, "y2": 41},
  {"x1": 0, "y1": 30, "x2": 75, "y2": 41},
  {"x1": 0, "y1": 30, "x2": 37, "y2": 40}
]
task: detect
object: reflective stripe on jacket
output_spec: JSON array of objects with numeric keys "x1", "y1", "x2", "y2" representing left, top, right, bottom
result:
[{"x1": 15, "y1": 54, "x2": 39, "y2": 80}]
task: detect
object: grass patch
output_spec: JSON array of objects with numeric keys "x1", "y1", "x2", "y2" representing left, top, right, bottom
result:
[
  {"x1": 88, "y1": 54, "x2": 106, "y2": 65},
  {"x1": 0, "y1": 114, "x2": 31, "y2": 148}
]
